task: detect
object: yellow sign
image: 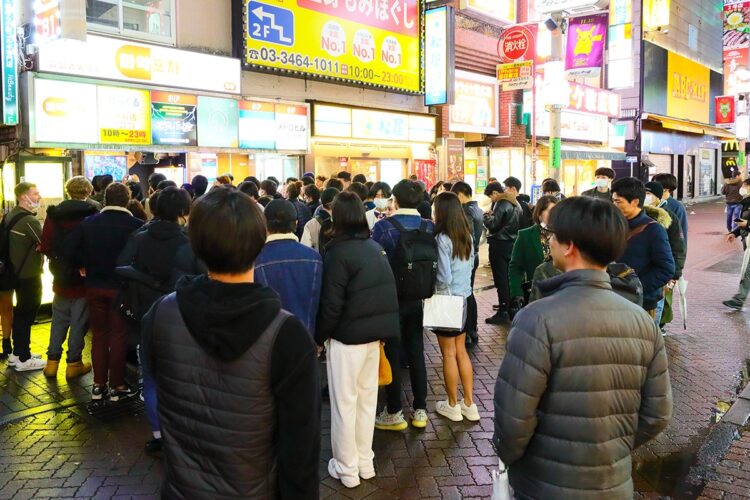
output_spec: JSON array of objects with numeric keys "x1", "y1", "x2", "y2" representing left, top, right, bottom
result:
[
  {"x1": 666, "y1": 51, "x2": 709, "y2": 123},
  {"x1": 243, "y1": 0, "x2": 421, "y2": 93},
  {"x1": 97, "y1": 86, "x2": 151, "y2": 145},
  {"x1": 460, "y1": 0, "x2": 514, "y2": 23},
  {"x1": 643, "y1": 0, "x2": 670, "y2": 28}
]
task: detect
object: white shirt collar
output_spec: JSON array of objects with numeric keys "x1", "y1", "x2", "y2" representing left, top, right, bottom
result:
[
  {"x1": 393, "y1": 208, "x2": 421, "y2": 216},
  {"x1": 266, "y1": 233, "x2": 298, "y2": 243},
  {"x1": 101, "y1": 206, "x2": 133, "y2": 216}
]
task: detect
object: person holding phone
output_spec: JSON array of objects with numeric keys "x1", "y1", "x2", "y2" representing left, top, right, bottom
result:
[{"x1": 724, "y1": 179, "x2": 750, "y2": 310}]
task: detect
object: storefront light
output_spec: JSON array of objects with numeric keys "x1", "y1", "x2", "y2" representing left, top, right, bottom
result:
[{"x1": 542, "y1": 61, "x2": 568, "y2": 107}]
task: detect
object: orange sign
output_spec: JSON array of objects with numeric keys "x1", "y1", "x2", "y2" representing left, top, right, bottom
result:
[{"x1": 666, "y1": 51, "x2": 709, "y2": 123}]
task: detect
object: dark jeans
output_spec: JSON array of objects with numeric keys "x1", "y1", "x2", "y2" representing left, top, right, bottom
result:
[
  {"x1": 727, "y1": 203, "x2": 743, "y2": 233},
  {"x1": 87, "y1": 288, "x2": 128, "y2": 388},
  {"x1": 489, "y1": 240, "x2": 514, "y2": 313},
  {"x1": 12, "y1": 276, "x2": 42, "y2": 362},
  {"x1": 384, "y1": 300, "x2": 427, "y2": 413},
  {"x1": 466, "y1": 254, "x2": 479, "y2": 335}
]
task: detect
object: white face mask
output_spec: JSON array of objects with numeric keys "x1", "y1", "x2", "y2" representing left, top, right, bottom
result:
[
  {"x1": 374, "y1": 198, "x2": 388, "y2": 210},
  {"x1": 596, "y1": 178, "x2": 610, "y2": 189},
  {"x1": 741, "y1": 187, "x2": 750, "y2": 197},
  {"x1": 645, "y1": 193, "x2": 658, "y2": 206},
  {"x1": 259, "y1": 189, "x2": 266, "y2": 197}
]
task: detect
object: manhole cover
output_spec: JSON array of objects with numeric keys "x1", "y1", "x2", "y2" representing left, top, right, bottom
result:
[{"x1": 86, "y1": 394, "x2": 143, "y2": 422}]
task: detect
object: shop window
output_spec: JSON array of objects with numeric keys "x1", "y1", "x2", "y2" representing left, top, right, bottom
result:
[{"x1": 87, "y1": 0, "x2": 175, "y2": 45}]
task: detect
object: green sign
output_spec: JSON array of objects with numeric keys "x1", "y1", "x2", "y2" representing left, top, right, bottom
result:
[
  {"x1": 740, "y1": 150, "x2": 746, "y2": 170},
  {"x1": 551, "y1": 137, "x2": 562, "y2": 169}
]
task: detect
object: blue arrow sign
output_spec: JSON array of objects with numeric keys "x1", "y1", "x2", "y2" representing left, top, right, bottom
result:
[{"x1": 248, "y1": 1, "x2": 294, "y2": 47}]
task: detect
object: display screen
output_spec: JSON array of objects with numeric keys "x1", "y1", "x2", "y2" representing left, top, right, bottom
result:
[
  {"x1": 155, "y1": 167, "x2": 185, "y2": 186},
  {"x1": 197, "y1": 96, "x2": 239, "y2": 148},
  {"x1": 151, "y1": 91, "x2": 198, "y2": 146},
  {"x1": 84, "y1": 155, "x2": 128, "y2": 181}
]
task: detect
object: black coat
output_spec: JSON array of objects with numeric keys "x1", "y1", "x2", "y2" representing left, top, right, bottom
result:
[
  {"x1": 484, "y1": 193, "x2": 522, "y2": 242},
  {"x1": 315, "y1": 233, "x2": 400, "y2": 346}
]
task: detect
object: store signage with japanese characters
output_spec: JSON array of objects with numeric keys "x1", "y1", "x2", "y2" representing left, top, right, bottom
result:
[
  {"x1": 724, "y1": 1, "x2": 750, "y2": 95},
  {"x1": 497, "y1": 61, "x2": 533, "y2": 91},
  {"x1": 312, "y1": 104, "x2": 435, "y2": 142},
  {"x1": 424, "y1": 6, "x2": 454, "y2": 106},
  {"x1": 37, "y1": 35, "x2": 241, "y2": 94},
  {"x1": 534, "y1": 0, "x2": 604, "y2": 14},
  {"x1": 1, "y1": 0, "x2": 18, "y2": 125},
  {"x1": 32, "y1": 78, "x2": 98, "y2": 144},
  {"x1": 98, "y1": 86, "x2": 151, "y2": 145},
  {"x1": 567, "y1": 83, "x2": 620, "y2": 118},
  {"x1": 497, "y1": 24, "x2": 536, "y2": 62},
  {"x1": 151, "y1": 91, "x2": 197, "y2": 146},
  {"x1": 449, "y1": 70, "x2": 499, "y2": 134},
  {"x1": 243, "y1": 0, "x2": 421, "y2": 93}
]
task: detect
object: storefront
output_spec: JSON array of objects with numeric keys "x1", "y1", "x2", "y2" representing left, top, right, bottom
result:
[{"x1": 310, "y1": 103, "x2": 436, "y2": 186}]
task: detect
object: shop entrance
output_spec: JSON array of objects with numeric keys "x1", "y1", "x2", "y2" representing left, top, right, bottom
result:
[
  {"x1": 316, "y1": 156, "x2": 407, "y2": 185},
  {"x1": 560, "y1": 159, "x2": 605, "y2": 196},
  {"x1": 252, "y1": 154, "x2": 302, "y2": 182}
]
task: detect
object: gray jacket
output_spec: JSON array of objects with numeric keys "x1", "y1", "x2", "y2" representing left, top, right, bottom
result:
[{"x1": 493, "y1": 269, "x2": 672, "y2": 500}]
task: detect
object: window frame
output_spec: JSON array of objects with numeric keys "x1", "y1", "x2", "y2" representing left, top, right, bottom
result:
[{"x1": 87, "y1": 0, "x2": 177, "y2": 46}]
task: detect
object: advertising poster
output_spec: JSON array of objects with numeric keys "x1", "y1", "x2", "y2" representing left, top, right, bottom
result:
[
  {"x1": 715, "y1": 96, "x2": 736, "y2": 126},
  {"x1": 497, "y1": 60, "x2": 534, "y2": 91},
  {"x1": 565, "y1": 14, "x2": 607, "y2": 76},
  {"x1": 151, "y1": 91, "x2": 197, "y2": 146},
  {"x1": 666, "y1": 51, "x2": 709, "y2": 124},
  {"x1": 413, "y1": 159, "x2": 436, "y2": 190},
  {"x1": 424, "y1": 6, "x2": 451, "y2": 106},
  {"x1": 197, "y1": 96, "x2": 239, "y2": 148},
  {"x1": 243, "y1": 0, "x2": 421, "y2": 93},
  {"x1": 239, "y1": 100, "x2": 276, "y2": 149},
  {"x1": 98, "y1": 86, "x2": 151, "y2": 145},
  {"x1": 724, "y1": 2, "x2": 750, "y2": 95},
  {"x1": 723, "y1": 155, "x2": 740, "y2": 179},
  {"x1": 84, "y1": 154, "x2": 128, "y2": 181},
  {"x1": 275, "y1": 103, "x2": 309, "y2": 151},
  {"x1": 33, "y1": 79, "x2": 99, "y2": 144},
  {"x1": 449, "y1": 71, "x2": 499, "y2": 134},
  {"x1": 446, "y1": 138, "x2": 465, "y2": 182}
]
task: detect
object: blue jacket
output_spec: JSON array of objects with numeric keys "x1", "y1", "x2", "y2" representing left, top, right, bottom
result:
[
  {"x1": 436, "y1": 233, "x2": 474, "y2": 298},
  {"x1": 290, "y1": 198, "x2": 312, "y2": 240},
  {"x1": 664, "y1": 197, "x2": 688, "y2": 246},
  {"x1": 254, "y1": 235, "x2": 323, "y2": 336},
  {"x1": 371, "y1": 209, "x2": 435, "y2": 263},
  {"x1": 619, "y1": 210, "x2": 675, "y2": 310}
]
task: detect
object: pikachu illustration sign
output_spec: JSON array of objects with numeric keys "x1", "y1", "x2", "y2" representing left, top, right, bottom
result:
[{"x1": 565, "y1": 13, "x2": 608, "y2": 76}]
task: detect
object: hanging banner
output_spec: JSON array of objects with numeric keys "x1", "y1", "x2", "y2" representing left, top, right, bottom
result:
[
  {"x1": 565, "y1": 14, "x2": 607, "y2": 77},
  {"x1": 449, "y1": 70, "x2": 499, "y2": 134},
  {"x1": 724, "y1": 2, "x2": 750, "y2": 95},
  {"x1": 497, "y1": 24, "x2": 537, "y2": 63},
  {"x1": 446, "y1": 138, "x2": 465, "y2": 182},
  {"x1": 724, "y1": 2, "x2": 750, "y2": 49},
  {"x1": 424, "y1": 6, "x2": 454, "y2": 106},
  {"x1": 497, "y1": 61, "x2": 534, "y2": 91},
  {"x1": 1, "y1": 0, "x2": 18, "y2": 125},
  {"x1": 414, "y1": 159, "x2": 436, "y2": 190},
  {"x1": 715, "y1": 96, "x2": 736, "y2": 127},
  {"x1": 150, "y1": 91, "x2": 198, "y2": 146}
]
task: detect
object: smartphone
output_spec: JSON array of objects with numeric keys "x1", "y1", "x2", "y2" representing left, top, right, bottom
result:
[{"x1": 735, "y1": 218, "x2": 744, "y2": 223}]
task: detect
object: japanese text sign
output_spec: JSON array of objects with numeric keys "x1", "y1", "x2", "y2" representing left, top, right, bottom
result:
[
  {"x1": 243, "y1": 0, "x2": 421, "y2": 93},
  {"x1": 498, "y1": 24, "x2": 536, "y2": 63},
  {"x1": 449, "y1": 70, "x2": 499, "y2": 134},
  {"x1": 565, "y1": 14, "x2": 607, "y2": 76},
  {"x1": 715, "y1": 95, "x2": 735, "y2": 127},
  {"x1": 567, "y1": 82, "x2": 620, "y2": 118},
  {"x1": 497, "y1": 61, "x2": 534, "y2": 91},
  {"x1": 151, "y1": 91, "x2": 197, "y2": 146},
  {"x1": 424, "y1": 6, "x2": 453, "y2": 106},
  {"x1": 666, "y1": 51, "x2": 709, "y2": 123},
  {"x1": 98, "y1": 86, "x2": 151, "y2": 145},
  {"x1": 1, "y1": 0, "x2": 18, "y2": 125}
]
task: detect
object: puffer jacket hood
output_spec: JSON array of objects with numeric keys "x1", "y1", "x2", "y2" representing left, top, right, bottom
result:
[
  {"x1": 175, "y1": 274, "x2": 281, "y2": 361},
  {"x1": 46, "y1": 200, "x2": 98, "y2": 221},
  {"x1": 496, "y1": 192, "x2": 519, "y2": 206},
  {"x1": 144, "y1": 219, "x2": 186, "y2": 240},
  {"x1": 727, "y1": 176, "x2": 743, "y2": 185},
  {"x1": 643, "y1": 205, "x2": 672, "y2": 230}
]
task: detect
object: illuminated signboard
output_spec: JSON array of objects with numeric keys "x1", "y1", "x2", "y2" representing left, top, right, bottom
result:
[
  {"x1": 239, "y1": 100, "x2": 276, "y2": 149},
  {"x1": 38, "y1": 34, "x2": 241, "y2": 94},
  {"x1": 449, "y1": 70, "x2": 499, "y2": 134},
  {"x1": 312, "y1": 104, "x2": 435, "y2": 142},
  {"x1": 151, "y1": 91, "x2": 198, "y2": 146},
  {"x1": 243, "y1": 0, "x2": 421, "y2": 93},
  {"x1": 197, "y1": 96, "x2": 239, "y2": 148},
  {"x1": 1, "y1": 0, "x2": 18, "y2": 125},
  {"x1": 274, "y1": 103, "x2": 309, "y2": 151},
  {"x1": 424, "y1": 6, "x2": 454, "y2": 106},
  {"x1": 460, "y1": 0, "x2": 514, "y2": 24},
  {"x1": 98, "y1": 86, "x2": 151, "y2": 145},
  {"x1": 32, "y1": 78, "x2": 98, "y2": 144}
]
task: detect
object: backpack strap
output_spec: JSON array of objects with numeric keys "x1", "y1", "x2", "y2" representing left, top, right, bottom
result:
[
  {"x1": 419, "y1": 220, "x2": 429, "y2": 233},
  {"x1": 627, "y1": 221, "x2": 655, "y2": 240},
  {"x1": 389, "y1": 216, "x2": 407, "y2": 233}
]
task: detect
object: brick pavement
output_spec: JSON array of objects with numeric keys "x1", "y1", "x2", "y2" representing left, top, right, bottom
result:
[
  {"x1": 0, "y1": 201, "x2": 749, "y2": 499},
  {"x1": 698, "y1": 430, "x2": 750, "y2": 499}
]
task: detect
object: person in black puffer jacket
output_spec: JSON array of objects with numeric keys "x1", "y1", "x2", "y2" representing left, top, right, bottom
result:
[
  {"x1": 117, "y1": 186, "x2": 192, "y2": 455},
  {"x1": 316, "y1": 192, "x2": 399, "y2": 489}
]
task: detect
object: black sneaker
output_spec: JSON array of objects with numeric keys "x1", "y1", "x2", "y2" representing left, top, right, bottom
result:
[
  {"x1": 485, "y1": 312, "x2": 509, "y2": 325},
  {"x1": 723, "y1": 299, "x2": 744, "y2": 311},
  {"x1": 91, "y1": 385, "x2": 109, "y2": 400},
  {"x1": 145, "y1": 438, "x2": 162, "y2": 455},
  {"x1": 109, "y1": 385, "x2": 137, "y2": 402},
  {"x1": 465, "y1": 335, "x2": 474, "y2": 348}
]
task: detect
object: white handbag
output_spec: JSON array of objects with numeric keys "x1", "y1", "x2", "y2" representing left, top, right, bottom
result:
[
  {"x1": 422, "y1": 292, "x2": 464, "y2": 331},
  {"x1": 491, "y1": 458, "x2": 513, "y2": 500}
]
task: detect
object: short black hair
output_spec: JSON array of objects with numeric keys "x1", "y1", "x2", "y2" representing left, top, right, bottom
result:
[
  {"x1": 548, "y1": 197, "x2": 628, "y2": 267},
  {"x1": 98, "y1": 175, "x2": 114, "y2": 192},
  {"x1": 369, "y1": 181, "x2": 391, "y2": 199},
  {"x1": 191, "y1": 175, "x2": 208, "y2": 197},
  {"x1": 365, "y1": 181, "x2": 374, "y2": 191},
  {"x1": 595, "y1": 167, "x2": 615, "y2": 179},
  {"x1": 484, "y1": 182, "x2": 504, "y2": 197},
  {"x1": 331, "y1": 191, "x2": 369, "y2": 237},
  {"x1": 451, "y1": 181, "x2": 472, "y2": 198},
  {"x1": 392, "y1": 180, "x2": 423, "y2": 209},
  {"x1": 352, "y1": 173, "x2": 367, "y2": 184},
  {"x1": 260, "y1": 179, "x2": 278, "y2": 196},
  {"x1": 148, "y1": 173, "x2": 167, "y2": 191},
  {"x1": 542, "y1": 179, "x2": 560, "y2": 193},
  {"x1": 266, "y1": 208, "x2": 297, "y2": 234},
  {"x1": 244, "y1": 176, "x2": 261, "y2": 189},
  {"x1": 189, "y1": 186, "x2": 266, "y2": 274},
  {"x1": 104, "y1": 182, "x2": 131, "y2": 208},
  {"x1": 157, "y1": 187, "x2": 192, "y2": 222},
  {"x1": 157, "y1": 180, "x2": 177, "y2": 190},
  {"x1": 503, "y1": 176, "x2": 522, "y2": 191},
  {"x1": 301, "y1": 176, "x2": 314, "y2": 186},
  {"x1": 304, "y1": 184, "x2": 320, "y2": 202},
  {"x1": 149, "y1": 190, "x2": 161, "y2": 218},
  {"x1": 238, "y1": 181, "x2": 259, "y2": 199},
  {"x1": 91, "y1": 175, "x2": 102, "y2": 192},
  {"x1": 326, "y1": 178, "x2": 344, "y2": 191},
  {"x1": 651, "y1": 173, "x2": 677, "y2": 193},
  {"x1": 337, "y1": 171, "x2": 351, "y2": 182},
  {"x1": 286, "y1": 177, "x2": 298, "y2": 184},
  {"x1": 347, "y1": 182, "x2": 369, "y2": 201},
  {"x1": 267, "y1": 176, "x2": 280, "y2": 185},
  {"x1": 611, "y1": 176, "x2": 646, "y2": 206}
]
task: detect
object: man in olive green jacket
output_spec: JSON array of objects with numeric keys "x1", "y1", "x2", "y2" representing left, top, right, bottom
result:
[{"x1": 494, "y1": 197, "x2": 672, "y2": 500}]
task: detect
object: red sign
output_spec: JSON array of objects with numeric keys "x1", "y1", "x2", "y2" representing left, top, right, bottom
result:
[
  {"x1": 497, "y1": 24, "x2": 537, "y2": 62},
  {"x1": 414, "y1": 159, "x2": 436, "y2": 190},
  {"x1": 567, "y1": 82, "x2": 620, "y2": 118},
  {"x1": 715, "y1": 95, "x2": 736, "y2": 126}
]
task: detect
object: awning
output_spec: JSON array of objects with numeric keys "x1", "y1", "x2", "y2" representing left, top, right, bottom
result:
[
  {"x1": 643, "y1": 113, "x2": 735, "y2": 139},
  {"x1": 538, "y1": 141, "x2": 626, "y2": 161}
]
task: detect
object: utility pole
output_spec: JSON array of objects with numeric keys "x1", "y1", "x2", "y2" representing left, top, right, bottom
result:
[{"x1": 549, "y1": 13, "x2": 564, "y2": 182}]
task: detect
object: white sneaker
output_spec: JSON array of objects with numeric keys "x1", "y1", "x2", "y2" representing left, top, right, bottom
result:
[
  {"x1": 8, "y1": 353, "x2": 42, "y2": 367},
  {"x1": 14, "y1": 357, "x2": 47, "y2": 372},
  {"x1": 435, "y1": 400, "x2": 463, "y2": 422},
  {"x1": 411, "y1": 408, "x2": 429, "y2": 428},
  {"x1": 327, "y1": 458, "x2": 360, "y2": 488},
  {"x1": 460, "y1": 400, "x2": 481, "y2": 422},
  {"x1": 374, "y1": 409, "x2": 408, "y2": 431}
]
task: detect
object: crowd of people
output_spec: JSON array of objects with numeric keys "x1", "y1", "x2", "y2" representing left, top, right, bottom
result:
[{"x1": 0, "y1": 167, "x2": 681, "y2": 498}]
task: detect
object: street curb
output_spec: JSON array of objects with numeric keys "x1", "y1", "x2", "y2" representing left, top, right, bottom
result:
[
  {"x1": 682, "y1": 381, "x2": 750, "y2": 493},
  {"x1": 0, "y1": 396, "x2": 85, "y2": 427}
]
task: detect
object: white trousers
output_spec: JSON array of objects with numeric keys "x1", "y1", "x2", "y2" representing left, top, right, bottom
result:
[{"x1": 327, "y1": 338, "x2": 380, "y2": 481}]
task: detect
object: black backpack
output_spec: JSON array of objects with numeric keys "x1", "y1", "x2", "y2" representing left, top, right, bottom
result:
[
  {"x1": 388, "y1": 218, "x2": 438, "y2": 300},
  {"x1": 607, "y1": 262, "x2": 644, "y2": 307},
  {"x1": 0, "y1": 212, "x2": 32, "y2": 290}
]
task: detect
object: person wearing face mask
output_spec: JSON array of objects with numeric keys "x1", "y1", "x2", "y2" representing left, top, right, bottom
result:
[
  {"x1": 723, "y1": 179, "x2": 750, "y2": 310},
  {"x1": 115, "y1": 186, "x2": 192, "y2": 454},
  {"x1": 643, "y1": 182, "x2": 686, "y2": 331},
  {"x1": 2, "y1": 183, "x2": 45, "y2": 371},
  {"x1": 508, "y1": 195, "x2": 558, "y2": 318},
  {"x1": 365, "y1": 181, "x2": 392, "y2": 229},
  {"x1": 581, "y1": 167, "x2": 615, "y2": 200}
]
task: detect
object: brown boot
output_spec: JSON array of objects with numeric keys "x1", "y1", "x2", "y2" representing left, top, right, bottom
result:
[
  {"x1": 43, "y1": 360, "x2": 59, "y2": 378},
  {"x1": 66, "y1": 361, "x2": 92, "y2": 378}
]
